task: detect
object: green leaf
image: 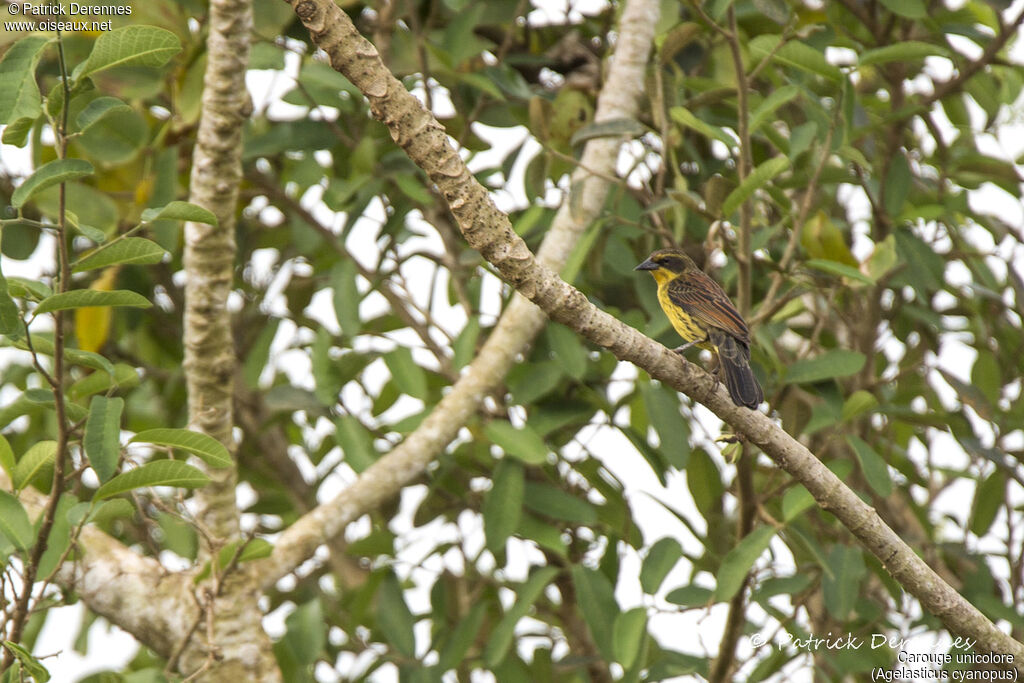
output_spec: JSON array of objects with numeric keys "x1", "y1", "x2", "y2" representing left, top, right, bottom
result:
[
  {"x1": 69, "y1": 363, "x2": 139, "y2": 401},
  {"x1": 517, "y1": 513, "x2": 568, "y2": 557},
  {"x1": 483, "y1": 421, "x2": 549, "y2": 465},
  {"x1": 822, "y1": 545, "x2": 865, "y2": 619},
  {"x1": 884, "y1": 153, "x2": 911, "y2": 216},
  {"x1": 74, "y1": 26, "x2": 181, "y2": 80},
  {"x1": 866, "y1": 234, "x2": 897, "y2": 282},
  {"x1": 841, "y1": 390, "x2": 878, "y2": 422},
  {"x1": 877, "y1": 0, "x2": 926, "y2": 18},
  {"x1": 311, "y1": 327, "x2": 341, "y2": 406},
  {"x1": 714, "y1": 526, "x2": 777, "y2": 602},
  {"x1": 0, "y1": 271, "x2": 21, "y2": 335},
  {"x1": 376, "y1": 572, "x2": 417, "y2": 658},
  {"x1": 484, "y1": 567, "x2": 560, "y2": 667},
  {"x1": 75, "y1": 96, "x2": 133, "y2": 133},
  {"x1": 65, "y1": 214, "x2": 109, "y2": 245},
  {"x1": 846, "y1": 435, "x2": 892, "y2": 496},
  {"x1": 670, "y1": 107, "x2": 735, "y2": 147},
  {"x1": 4, "y1": 334, "x2": 114, "y2": 377},
  {"x1": 893, "y1": 229, "x2": 944, "y2": 296},
  {"x1": 781, "y1": 485, "x2": 815, "y2": 522},
  {"x1": 749, "y1": 85, "x2": 801, "y2": 133},
  {"x1": 859, "y1": 41, "x2": 950, "y2": 67},
  {"x1": 36, "y1": 493, "x2": 80, "y2": 578},
  {"x1": 330, "y1": 259, "x2": 361, "y2": 338},
  {"x1": 721, "y1": 156, "x2": 790, "y2": 217},
  {"x1": 972, "y1": 350, "x2": 1001, "y2": 407},
  {"x1": 708, "y1": 0, "x2": 734, "y2": 21},
  {"x1": 665, "y1": 584, "x2": 713, "y2": 607},
  {"x1": 640, "y1": 537, "x2": 683, "y2": 594},
  {"x1": 784, "y1": 350, "x2": 866, "y2": 384},
  {"x1": 283, "y1": 598, "x2": 326, "y2": 667},
  {"x1": 0, "y1": 434, "x2": 13, "y2": 480},
  {"x1": 483, "y1": 458, "x2": 524, "y2": 555},
  {"x1": 72, "y1": 237, "x2": 168, "y2": 273},
  {"x1": 749, "y1": 35, "x2": 842, "y2": 82},
  {"x1": 334, "y1": 415, "x2": 377, "y2": 473},
  {"x1": 158, "y1": 512, "x2": 198, "y2": 561},
  {"x1": 2, "y1": 115, "x2": 36, "y2": 147},
  {"x1": 11, "y1": 159, "x2": 94, "y2": 209},
  {"x1": 569, "y1": 117, "x2": 647, "y2": 147},
  {"x1": 0, "y1": 490, "x2": 34, "y2": 550},
  {"x1": 1, "y1": 641, "x2": 49, "y2": 683},
  {"x1": 687, "y1": 448, "x2": 724, "y2": 521},
  {"x1": 571, "y1": 565, "x2": 619, "y2": 661},
  {"x1": 77, "y1": 106, "x2": 147, "y2": 164},
  {"x1": 93, "y1": 460, "x2": 211, "y2": 500},
  {"x1": 804, "y1": 259, "x2": 874, "y2": 285},
  {"x1": 84, "y1": 396, "x2": 123, "y2": 483},
  {"x1": 612, "y1": 607, "x2": 647, "y2": 669},
  {"x1": 971, "y1": 469, "x2": 1005, "y2": 537},
  {"x1": 437, "y1": 602, "x2": 487, "y2": 671},
  {"x1": 788, "y1": 121, "x2": 818, "y2": 161},
  {"x1": 642, "y1": 382, "x2": 690, "y2": 469},
  {"x1": 35, "y1": 289, "x2": 151, "y2": 315},
  {"x1": 546, "y1": 323, "x2": 587, "y2": 380},
  {"x1": 0, "y1": 36, "x2": 51, "y2": 126},
  {"x1": 13, "y1": 441, "x2": 57, "y2": 490},
  {"x1": 130, "y1": 428, "x2": 232, "y2": 469},
  {"x1": 752, "y1": 0, "x2": 788, "y2": 23},
  {"x1": 140, "y1": 200, "x2": 217, "y2": 225},
  {"x1": 242, "y1": 317, "x2": 280, "y2": 388},
  {"x1": 452, "y1": 317, "x2": 481, "y2": 370},
  {"x1": 522, "y1": 482, "x2": 597, "y2": 524},
  {"x1": 384, "y1": 346, "x2": 429, "y2": 401}
]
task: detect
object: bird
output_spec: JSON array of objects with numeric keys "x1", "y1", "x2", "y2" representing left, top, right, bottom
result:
[{"x1": 635, "y1": 248, "x2": 764, "y2": 409}]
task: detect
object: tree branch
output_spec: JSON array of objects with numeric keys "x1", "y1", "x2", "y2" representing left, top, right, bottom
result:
[
  {"x1": 269, "y1": 0, "x2": 1024, "y2": 670},
  {"x1": 182, "y1": 0, "x2": 280, "y2": 678}
]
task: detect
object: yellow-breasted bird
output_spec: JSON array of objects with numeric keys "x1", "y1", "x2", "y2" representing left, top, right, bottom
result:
[{"x1": 635, "y1": 248, "x2": 764, "y2": 409}]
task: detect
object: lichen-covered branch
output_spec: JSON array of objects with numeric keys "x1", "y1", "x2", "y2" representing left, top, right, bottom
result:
[
  {"x1": 268, "y1": 0, "x2": 1024, "y2": 669},
  {"x1": 258, "y1": 0, "x2": 659, "y2": 584},
  {"x1": 184, "y1": 0, "x2": 248, "y2": 545},
  {"x1": 182, "y1": 0, "x2": 279, "y2": 679}
]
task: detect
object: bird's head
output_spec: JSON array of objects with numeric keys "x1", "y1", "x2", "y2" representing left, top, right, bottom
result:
[{"x1": 634, "y1": 248, "x2": 697, "y2": 284}]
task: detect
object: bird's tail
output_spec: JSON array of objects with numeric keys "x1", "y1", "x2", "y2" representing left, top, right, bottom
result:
[{"x1": 709, "y1": 330, "x2": 763, "y2": 409}]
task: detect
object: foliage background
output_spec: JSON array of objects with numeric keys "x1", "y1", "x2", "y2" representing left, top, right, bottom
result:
[{"x1": 0, "y1": 0, "x2": 1023, "y2": 681}]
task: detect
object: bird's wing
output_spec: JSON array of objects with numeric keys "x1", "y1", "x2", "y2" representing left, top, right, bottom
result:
[{"x1": 664, "y1": 272, "x2": 750, "y2": 342}]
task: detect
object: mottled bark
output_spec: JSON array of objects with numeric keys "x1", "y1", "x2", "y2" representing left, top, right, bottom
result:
[{"x1": 181, "y1": 0, "x2": 279, "y2": 678}]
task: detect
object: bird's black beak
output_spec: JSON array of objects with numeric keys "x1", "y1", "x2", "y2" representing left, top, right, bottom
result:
[{"x1": 634, "y1": 258, "x2": 658, "y2": 271}]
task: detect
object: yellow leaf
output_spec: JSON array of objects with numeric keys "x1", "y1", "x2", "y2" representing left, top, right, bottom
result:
[{"x1": 75, "y1": 266, "x2": 119, "y2": 353}]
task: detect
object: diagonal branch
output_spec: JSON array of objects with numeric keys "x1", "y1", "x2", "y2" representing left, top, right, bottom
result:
[
  {"x1": 262, "y1": 0, "x2": 1024, "y2": 670},
  {"x1": 256, "y1": 0, "x2": 660, "y2": 584}
]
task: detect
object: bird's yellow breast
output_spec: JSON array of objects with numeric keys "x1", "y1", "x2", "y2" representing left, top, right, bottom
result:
[{"x1": 657, "y1": 281, "x2": 710, "y2": 347}]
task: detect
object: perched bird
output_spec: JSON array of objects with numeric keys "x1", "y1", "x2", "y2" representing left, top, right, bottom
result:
[{"x1": 635, "y1": 248, "x2": 764, "y2": 409}]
